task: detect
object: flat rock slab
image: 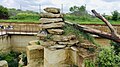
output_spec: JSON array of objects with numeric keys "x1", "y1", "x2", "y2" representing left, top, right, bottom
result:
[
  {"x1": 41, "y1": 41, "x2": 56, "y2": 48},
  {"x1": 40, "y1": 13, "x2": 63, "y2": 18},
  {"x1": 51, "y1": 35, "x2": 76, "y2": 42},
  {"x1": 40, "y1": 18, "x2": 63, "y2": 24},
  {"x1": 44, "y1": 7, "x2": 60, "y2": 14},
  {"x1": 0, "y1": 60, "x2": 8, "y2": 67},
  {"x1": 47, "y1": 29, "x2": 64, "y2": 35},
  {"x1": 39, "y1": 22, "x2": 65, "y2": 29},
  {"x1": 58, "y1": 40, "x2": 79, "y2": 46},
  {"x1": 77, "y1": 43, "x2": 97, "y2": 49}
]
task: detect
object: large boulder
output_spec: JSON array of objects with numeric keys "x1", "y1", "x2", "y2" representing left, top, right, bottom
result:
[
  {"x1": 0, "y1": 60, "x2": 8, "y2": 67},
  {"x1": 44, "y1": 7, "x2": 60, "y2": 14}
]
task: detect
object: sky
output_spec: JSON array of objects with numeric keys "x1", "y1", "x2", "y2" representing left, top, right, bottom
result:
[{"x1": 0, "y1": 0, "x2": 120, "y2": 15}]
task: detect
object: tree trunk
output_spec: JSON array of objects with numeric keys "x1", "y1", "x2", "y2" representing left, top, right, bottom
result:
[{"x1": 65, "y1": 21, "x2": 120, "y2": 43}]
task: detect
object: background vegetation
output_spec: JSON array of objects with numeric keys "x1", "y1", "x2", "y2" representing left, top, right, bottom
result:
[
  {"x1": 65, "y1": 5, "x2": 120, "y2": 24},
  {"x1": 0, "y1": 5, "x2": 40, "y2": 23},
  {"x1": 0, "y1": 5, "x2": 120, "y2": 24}
]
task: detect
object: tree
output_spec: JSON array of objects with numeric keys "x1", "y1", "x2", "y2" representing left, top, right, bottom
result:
[
  {"x1": 69, "y1": 5, "x2": 88, "y2": 16},
  {"x1": 0, "y1": 5, "x2": 9, "y2": 19},
  {"x1": 112, "y1": 10, "x2": 119, "y2": 21}
]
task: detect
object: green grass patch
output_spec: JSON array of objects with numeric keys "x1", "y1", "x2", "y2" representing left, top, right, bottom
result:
[
  {"x1": 0, "y1": 19, "x2": 39, "y2": 23},
  {"x1": 65, "y1": 19, "x2": 120, "y2": 24}
]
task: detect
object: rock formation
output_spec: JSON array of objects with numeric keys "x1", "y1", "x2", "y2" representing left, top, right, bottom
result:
[
  {"x1": 26, "y1": 7, "x2": 97, "y2": 67},
  {"x1": 0, "y1": 60, "x2": 8, "y2": 67}
]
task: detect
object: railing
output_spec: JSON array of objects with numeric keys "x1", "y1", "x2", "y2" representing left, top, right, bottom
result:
[
  {"x1": 0, "y1": 22, "x2": 41, "y2": 36},
  {"x1": 0, "y1": 22, "x2": 120, "y2": 36}
]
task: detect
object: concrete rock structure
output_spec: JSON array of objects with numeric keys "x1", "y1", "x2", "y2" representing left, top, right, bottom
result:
[
  {"x1": 0, "y1": 60, "x2": 8, "y2": 67},
  {"x1": 26, "y1": 7, "x2": 96, "y2": 67}
]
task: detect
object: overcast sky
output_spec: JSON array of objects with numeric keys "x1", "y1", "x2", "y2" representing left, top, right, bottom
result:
[{"x1": 0, "y1": 0, "x2": 120, "y2": 15}]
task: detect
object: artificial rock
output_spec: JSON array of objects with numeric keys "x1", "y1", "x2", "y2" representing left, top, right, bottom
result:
[{"x1": 0, "y1": 60, "x2": 8, "y2": 67}]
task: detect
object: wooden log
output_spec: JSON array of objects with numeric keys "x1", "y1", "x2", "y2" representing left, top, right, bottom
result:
[
  {"x1": 92, "y1": 10, "x2": 120, "y2": 39},
  {"x1": 65, "y1": 21, "x2": 120, "y2": 43}
]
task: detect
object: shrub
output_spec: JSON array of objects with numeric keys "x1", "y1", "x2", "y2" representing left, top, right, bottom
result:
[
  {"x1": 84, "y1": 59, "x2": 95, "y2": 67},
  {"x1": 0, "y1": 51, "x2": 21, "y2": 67},
  {"x1": 97, "y1": 46, "x2": 120, "y2": 67}
]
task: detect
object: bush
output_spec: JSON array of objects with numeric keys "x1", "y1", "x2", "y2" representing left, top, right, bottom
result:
[
  {"x1": 97, "y1": 46, "x2": 120, "y2": 67},
  {"x1": 110, "y1": 42, "x2": 120, "y2": 55},
  {"x1": 84, "y1": 59, "x2": 95, "y2": 67},
  {"x1": 10, "y1": 13, "x2": 40, "y2": 20},
  {"x1": 0, "y1": 51, "x2": 21, "y2": 67}
]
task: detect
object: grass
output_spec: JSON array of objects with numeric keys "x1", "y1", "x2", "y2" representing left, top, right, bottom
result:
[
  {"x1": 0, "y1": 19, "x2": 39, "y2": 23},
  {"x1": 66, "y1": 19, "x2": 120, "y2": 25},
  {"x1": 0, "y1": 19, "x2": 120, "y2": 25}
]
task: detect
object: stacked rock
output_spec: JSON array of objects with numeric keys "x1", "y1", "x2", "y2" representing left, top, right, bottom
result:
[
  {"x1": 37, "y1": 7, "x2": 80, "y2": 50},
  {"x1": 38, "y1": 7, "x2": 64, "y2": 39},
  {"x1": 34, "y1": 7, "x2": 97, "y2": 67}
]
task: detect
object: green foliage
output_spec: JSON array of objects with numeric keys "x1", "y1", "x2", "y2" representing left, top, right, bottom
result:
[
  {"x1": 10, "y1": 13, "x2": 40, "y2": 20},
  {"x1": 0, "y1": 51, "x2": 20, "y2": 67},
  {"x1": 69, "y1": 5, "x2": 87, "y2": 16},
  {"x1": 0, "y1": 5, "x2": 9, "y2": 19},
  {"x1": 97, "y1": 46, "x2": 120, "y2": 67},
  {"x1": 84, "y1": 59, "x2": 95, "y2": 67},
  {"x1": 0, "y1": 19, "x2": 39, "y2": 23},
  {"x1": 21, "y1": 52, "x2": 27, "y2": 65},
  {"x1": 35, "y1": 41, "x2": 41, "y2": 45},
  {"x1": 8, "y1": 8, "x2": 39, "y2": 17},
  {"x1": 110, "y1": 41, "x2": 120, "y2": 55},
  {"x1": 112, "y1": 10, "x2": 119, "y2": 21},
  {"x1": 64, "y1": 14, "x2": 101, "y2": 22}
]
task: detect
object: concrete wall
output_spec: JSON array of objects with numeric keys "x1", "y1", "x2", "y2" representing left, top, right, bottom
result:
[
  {"x1": 0, "y1": 35, "x2": 11, "y2": 53},
  {"x1": 10, "y1": 35, "x2": 37, "y2": 52},
  {"x1": 0, "y1": 35, "x2": 37, "y2": 53}
]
